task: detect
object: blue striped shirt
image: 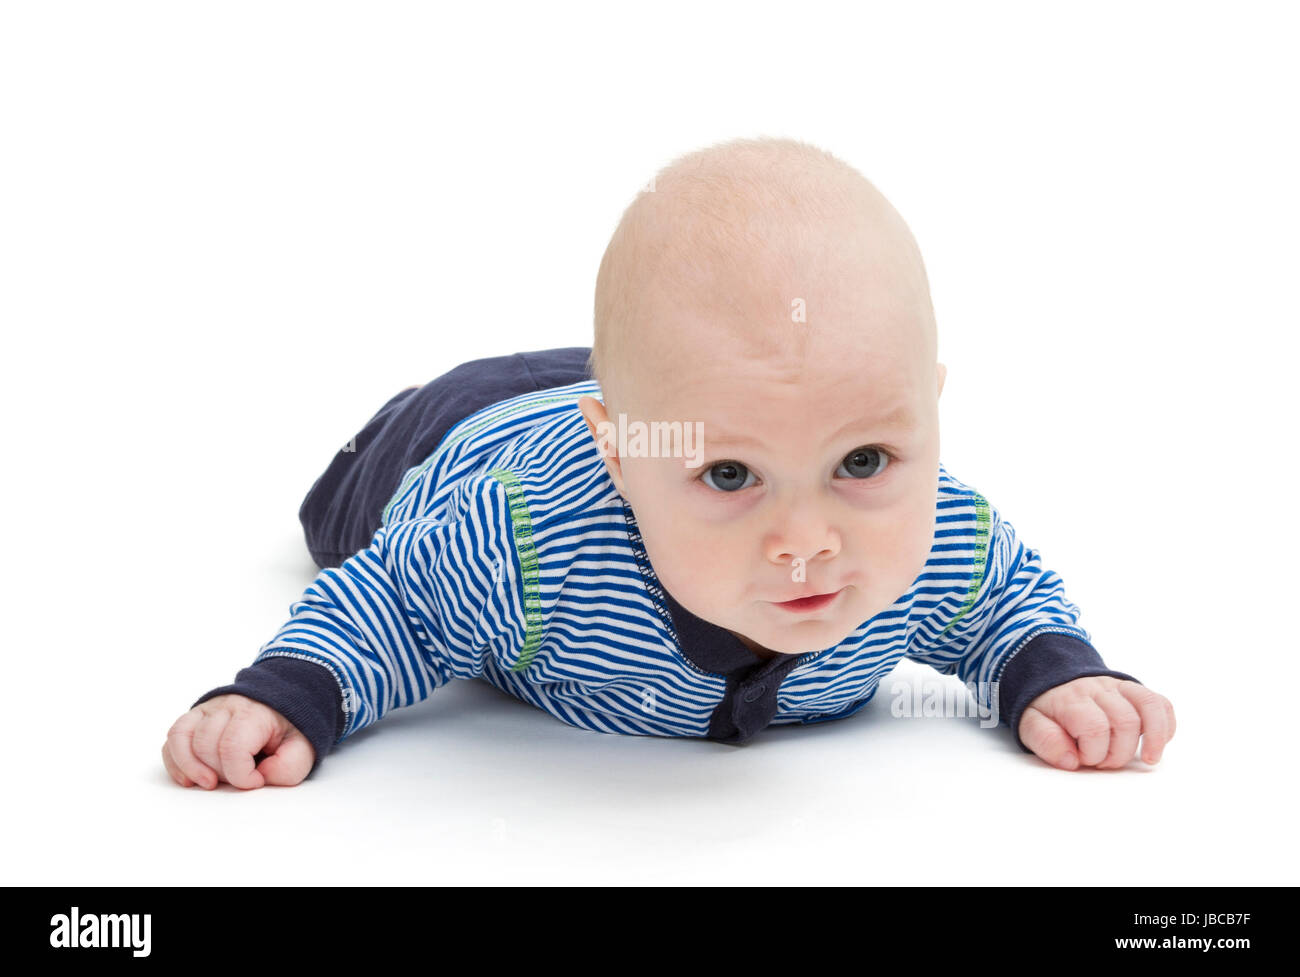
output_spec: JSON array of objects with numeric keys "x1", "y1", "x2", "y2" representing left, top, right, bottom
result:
[{"x1": 196, "y1": 377, "x2": 1139, "y2": 769}]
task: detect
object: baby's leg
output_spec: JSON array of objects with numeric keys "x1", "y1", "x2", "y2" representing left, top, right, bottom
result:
[
  {"x1": 297, "y1": 384, "x2": 425, "y2": 568},
  {"x1": 296, "y1": 348, "x2": 592, "y2": 569}
]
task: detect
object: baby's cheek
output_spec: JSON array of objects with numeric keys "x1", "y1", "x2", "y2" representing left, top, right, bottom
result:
[
  {"x1": 859, "y1": 508, "x2": 912, "y2": 559},
  {"x1": 858, "y1": 507, "x2": 931, "y2": 592},
  {"x1": 641, "y1": 529, "x2": 722, "y2": 596}
]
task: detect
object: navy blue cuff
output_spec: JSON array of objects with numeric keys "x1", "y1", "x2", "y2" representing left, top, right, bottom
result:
[
  {"x1": 997, "y1": 631, "x2": 1141, "y2": 754},
  {"x1": 191, "y1": 656, "x2": 345, "y2": 776}
]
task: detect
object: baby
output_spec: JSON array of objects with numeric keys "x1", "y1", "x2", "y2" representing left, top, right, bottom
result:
[{"x1": 163, "y1": 136, "x2": 1175, "y2": 789}]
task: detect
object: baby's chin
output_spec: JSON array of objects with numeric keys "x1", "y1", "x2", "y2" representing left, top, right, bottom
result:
[
  {"x1": 730, "y1": 589, "x2": 891, "y2": 655},
  {"x1": 734, "y1": 616, "x2": 864, "y2": 656}
]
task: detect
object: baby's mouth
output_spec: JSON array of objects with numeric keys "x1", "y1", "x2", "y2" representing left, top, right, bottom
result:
[{"x1": 770, "y1": 587, "x2": 845, "y2": 613}]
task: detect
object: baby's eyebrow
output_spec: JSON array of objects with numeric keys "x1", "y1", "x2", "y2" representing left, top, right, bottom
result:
[{"x1": 705, "y1": 404, "x2": 916, "y2": 446}]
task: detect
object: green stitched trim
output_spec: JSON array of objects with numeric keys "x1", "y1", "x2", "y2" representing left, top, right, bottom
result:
[
  {"x1": 940, "y1": 492, "x2": 992, "y2": 637},
  {"x1": 486, "y1": 468, "x2": 543, "y2": 672},
  {"x1": 380, "y1": 393, "x2": 592, "y2": 525}
]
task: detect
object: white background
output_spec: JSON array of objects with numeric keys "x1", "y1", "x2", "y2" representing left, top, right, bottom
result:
[{"x1": 2, "y1": 0, "x2": 1295, "y2": 885}]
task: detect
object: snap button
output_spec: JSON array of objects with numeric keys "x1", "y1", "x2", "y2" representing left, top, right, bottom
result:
[{"x1": 741, "y1": 683, "x2": 767, "y2": 703}]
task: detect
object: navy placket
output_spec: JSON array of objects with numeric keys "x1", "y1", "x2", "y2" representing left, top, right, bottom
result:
[{"x1": 656, "y1": 572, "x2": 806, "y2": 745}]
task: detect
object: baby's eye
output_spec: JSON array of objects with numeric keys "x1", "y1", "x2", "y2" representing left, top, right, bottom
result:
[
  {"x1": 697, "y1": 447, "x2": 890, "y2": 493},
  {"x1": 836, "y1": 446, "x2": 890, "y2": 479},
  {"x1": 699, "y1": 461, "x2": 756, "y2": 493}
]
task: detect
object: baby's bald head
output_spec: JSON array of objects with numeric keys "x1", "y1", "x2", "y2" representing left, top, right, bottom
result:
[{"x1": 590, "y1": 136, "x2": 937, "y2": 420}]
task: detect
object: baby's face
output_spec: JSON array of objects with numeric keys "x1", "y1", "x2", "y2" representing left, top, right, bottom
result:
[{"x1": 580, "y1": 285, "x2": 945, "y2": 657}]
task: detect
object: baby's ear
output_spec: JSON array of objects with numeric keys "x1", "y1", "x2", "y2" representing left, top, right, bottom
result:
[
  {"x1": 577, "y1": 396, "x2": 627, "y2": 492},
  {"x1": 577, "y1": 395, "x2": 607, "y2": 438}
]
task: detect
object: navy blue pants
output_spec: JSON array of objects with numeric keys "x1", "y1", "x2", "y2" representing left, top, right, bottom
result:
[{"x1": 299, "y1": 346, "x2": 592, "y2": 569}]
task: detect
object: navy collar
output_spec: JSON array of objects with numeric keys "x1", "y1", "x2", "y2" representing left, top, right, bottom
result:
[{"x1": 657, "y1": 587, "x2": 775, "y2": 669}]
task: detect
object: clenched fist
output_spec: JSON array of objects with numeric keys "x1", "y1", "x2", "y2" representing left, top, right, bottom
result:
[
  {"x1": 1019, "y1": 676, "x2": 1176, "y2": 771},
  {"x1": 162, "y1": 694, "x2": 316, "y2": 789}
]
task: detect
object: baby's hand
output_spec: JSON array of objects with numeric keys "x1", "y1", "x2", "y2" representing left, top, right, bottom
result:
[
  {"x1": 162, "y1": 694, "x2": 315, "y2": 789},
  {"x1": 1017, "y1": 676, "x2": 1175, "y2": 771}
]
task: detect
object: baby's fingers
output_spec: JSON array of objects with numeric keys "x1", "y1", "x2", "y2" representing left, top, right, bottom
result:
[
  {"x1": 191, "y1": 708, "x2": 242, "y2": 788},
  {"x1": 1018, "y1": 707, "x2": 1079, "y2": 770},
  {"x1": 165, "y1": 710, "x2": 218, "y2": 789},
  {"x1": 1055, "y1": 697, "x2": 1112, "y2": 767},
  {"x1": 161, "y1": 741, "x2": 197, "y2": 787},
  {"x1": 215, "y1": 713, "x2": 275, "y2": 790},
  {"x1": 256, "y1": 728, "x2": 315, "y2": 786},
  {"x1": 1117, "y1": 682, "x2": 1173, "y2": 764},
  {"x1": 1094, "y1": 689, "x2": 1142, "y2": 769}
]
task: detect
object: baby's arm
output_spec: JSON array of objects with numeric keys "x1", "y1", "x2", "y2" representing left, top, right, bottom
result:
[
  {"x1": 163, "y1": 473, "x2": 529, "y2": 789},
  {"x1": 906, "y1": 493, "x2": 1174, "y2": 769}
]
